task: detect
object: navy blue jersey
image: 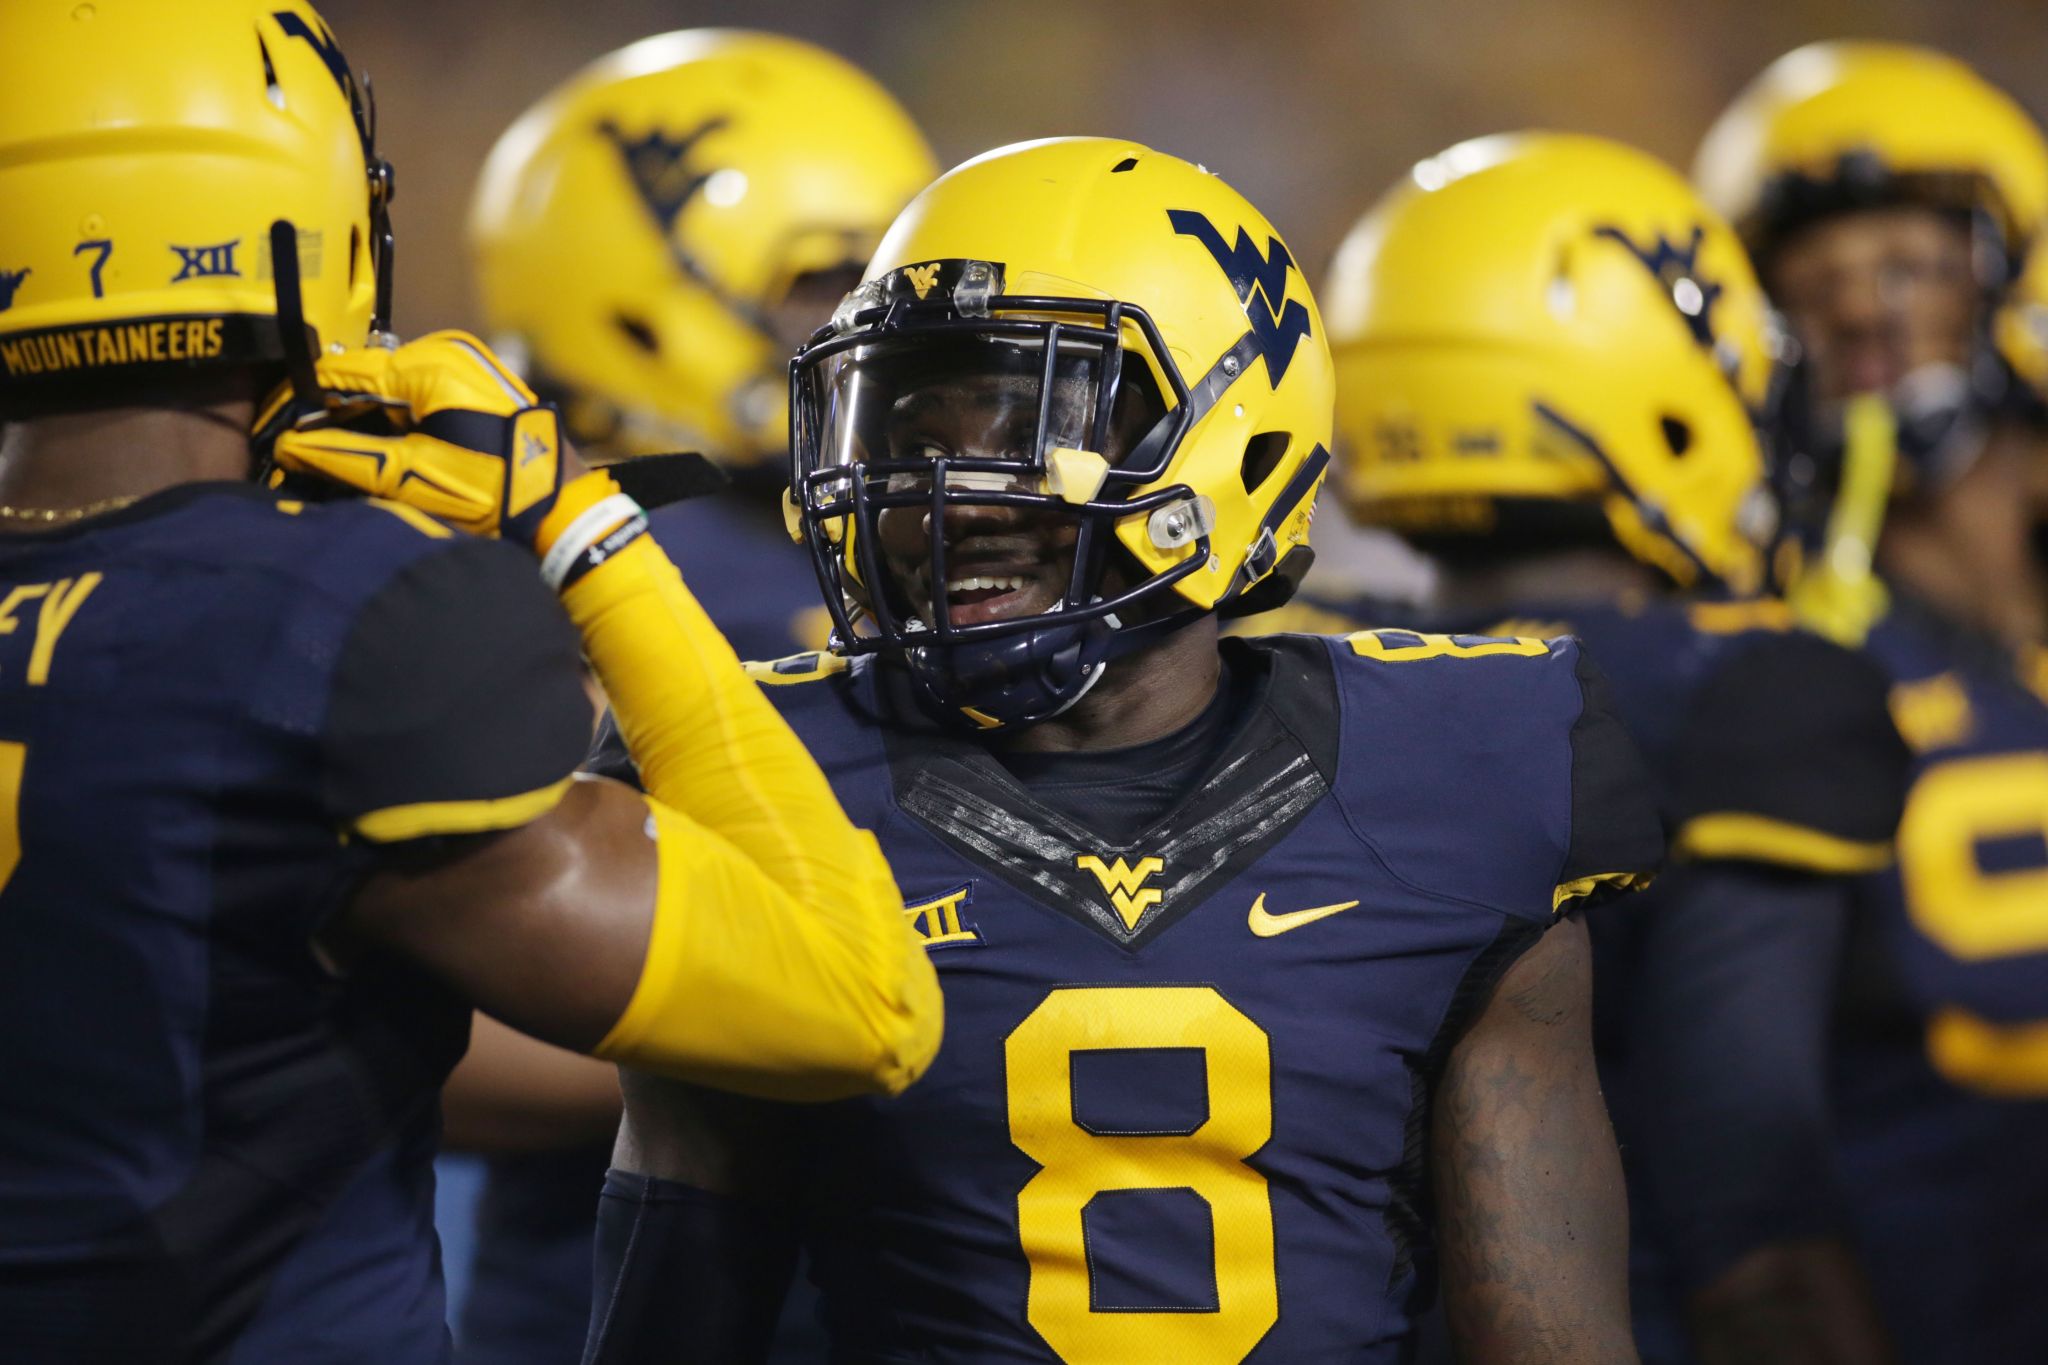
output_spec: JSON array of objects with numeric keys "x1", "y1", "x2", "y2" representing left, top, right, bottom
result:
[
  {"x1": 0, "y1": 483, "x2": 591, "y2": 1364},
  {"x1": 645, "y1": 495, "x2": 830, "y2": 661},
  {"x1": 1300, "y1": 594, "x2": 1904, "y2": 862},
  {"x1": 716, "y1": 629, "x2": 1659, "y2": 1362},
  {"x1": 459, "y1": 489, "x2": 830, "y2": 1365},
  {"x1": 1835, "y1": 602, "x2": 2048, "y2": 1364},
  {"x1": 1304, "y1": 593, "x2": 1910, "y2": 1365}
]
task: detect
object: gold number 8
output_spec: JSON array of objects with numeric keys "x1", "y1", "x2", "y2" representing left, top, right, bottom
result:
[{"x1": 1004, "y1": 985, "x2": 1277, "y2": 1364}]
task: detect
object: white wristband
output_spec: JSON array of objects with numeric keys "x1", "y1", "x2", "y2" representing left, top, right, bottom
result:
[{"x1": 540, "y1": 492, "x2": 645, "y2": 590}]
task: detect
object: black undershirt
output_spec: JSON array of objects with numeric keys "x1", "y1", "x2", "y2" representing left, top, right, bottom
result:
[{"x1": 994, "y1": 650, "x2": 1260, "y2": 845}]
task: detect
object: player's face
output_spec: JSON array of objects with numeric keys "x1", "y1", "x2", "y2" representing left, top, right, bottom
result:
[
  {"x1": 872, "y1": 371, "x2": 1090, "y2": 630},
  {"x1": 1770, "y1": 206, "x2": 1977, "y2": 402}
]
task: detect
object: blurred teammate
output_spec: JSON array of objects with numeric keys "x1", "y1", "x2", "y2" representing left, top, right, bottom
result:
[
  {"x1": 470, "y1": 30, "x2": 938, "y2": 658},
  {"x1": 1324, "y1": 132, "x2": 1912, "y2": 1365},
  {"x1": 1697, "y1": 42, "x2": 2048, "y2": 1363},
  {"x1": 0, "y1": 4, "x2": 937, "y2": 1360},
  {"x1": 580, "y1": 136, "x2": 1663, "y2": 1364},
  {"x1": 455, "y1": 33, "x2": 937, "y2": 1362}
]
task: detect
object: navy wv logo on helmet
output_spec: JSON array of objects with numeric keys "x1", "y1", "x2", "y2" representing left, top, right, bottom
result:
[
  {"x1": 0, "y1": 269, "x2": 27, "y2": 312},
  {"x1": 1593, "y1": 225, "x2": 1724, "y2": 350},
  {"x1": 272, "y1": 12, "x2": 353, "y2": 96},
  {"x1": 596, "y1": 118, "x2": 728, "y2": 237},
  {"x1": 1166, "y1": 209, "x2": 1313, "y2": 384}
]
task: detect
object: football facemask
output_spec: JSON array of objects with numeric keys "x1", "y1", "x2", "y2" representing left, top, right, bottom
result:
[{"x1": 791, "y1": 260, "x2": 1217, "y2": 730}]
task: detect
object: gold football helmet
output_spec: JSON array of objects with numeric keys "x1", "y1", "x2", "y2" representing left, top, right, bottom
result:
[
  {"x1": 1325, "y1": 132, "x2": 1778, "y2": 593},
  {"x1": 469, "y1": 30, "x2": 937, "y2": 465},
  {"x1": 789, "y1": 137, "x2": 1334, "y2": 728},
  {"x1": 0, "y1": 0, "x2": 389, "y2": 416}
]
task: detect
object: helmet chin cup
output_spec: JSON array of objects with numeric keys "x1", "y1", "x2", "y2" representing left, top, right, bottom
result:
[{"x1": 901, "y1": 611, "x2": 1114, "y2": 731}]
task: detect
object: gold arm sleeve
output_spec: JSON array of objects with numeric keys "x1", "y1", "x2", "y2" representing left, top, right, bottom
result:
[
  {"x1": 594, "y1": 798, "x2": 940, "y2": 1100},
  {"x1": 546, "y1": 473, "x2": 940, "y2": 1096}
]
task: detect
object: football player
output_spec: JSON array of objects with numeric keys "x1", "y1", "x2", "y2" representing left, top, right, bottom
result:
[
  {"x1": 1697, "y1": 42, "x2": 2048, "y2": 1363},
  {"x1": 0, "y1": 4, "x2": 938, "y2": 1360},
  {"x1": 564, "y1": 137, "x2": 1666, "y2": 1363},
  {"x1": 1323, "y1": 132, "x2": 1913, "y2": 1365},
  {"x1": 454, "y1": 34, "x2": 938, "y2": 1363}
]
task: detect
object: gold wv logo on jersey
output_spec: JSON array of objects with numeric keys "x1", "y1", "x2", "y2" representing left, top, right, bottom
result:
[{"x1": 1075, "y1": 854, "x2": 1165, "y2": 931}]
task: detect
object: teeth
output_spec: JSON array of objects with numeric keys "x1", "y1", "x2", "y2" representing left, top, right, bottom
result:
[
  {"x1": 945, "y1": 470, "x2": 1018, "y2": 492},
  {"x1": 946, "y1": 575, "x2": 1028, "y2": 595}
]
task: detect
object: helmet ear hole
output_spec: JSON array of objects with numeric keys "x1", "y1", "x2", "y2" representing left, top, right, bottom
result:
[
  {"x1": 1660, "y1": 415, "x2": 1693, "y2": 457},
  {"x1": 613, "y1": 312, "x2": 661, "y2": 356},
  {"x1": 1240, "y1": 431, "x2": 1291, "y2": 492}
]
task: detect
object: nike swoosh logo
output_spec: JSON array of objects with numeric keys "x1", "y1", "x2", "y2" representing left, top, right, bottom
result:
[{"x1": 1247, "y1": 892, "x2": 1361, "y2": 938}]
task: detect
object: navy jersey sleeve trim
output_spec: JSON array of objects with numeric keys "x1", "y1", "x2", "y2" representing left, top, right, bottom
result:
[
  {"x1": 1669, "y1": 632, "x2": 1909, "y2": 871},
  {"x1": 321, "y1": 537, "x2": 593, "y2": 842},
  {"x1": 1558, "y1": 645, "x2": 1665, "y2": 908}
]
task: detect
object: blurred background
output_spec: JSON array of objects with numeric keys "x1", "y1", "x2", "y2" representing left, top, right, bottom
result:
[{"x1": 324, "y1": 0, "x2": 2048, "y2": 339}]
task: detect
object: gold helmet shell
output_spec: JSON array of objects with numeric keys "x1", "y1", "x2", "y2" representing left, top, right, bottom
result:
[
  {"x1": 789, "y1": 137, "x2": 1334, "y2": 727},
  {"x1": 0, "y1": 0, "x2": 388, "y2": 414},
  {"x1": 469, "y1": 30, "x2": 937, "y2": 464},
  {"x1": 1325, "y1": 132, "x2": 1776, "y2": 593}
]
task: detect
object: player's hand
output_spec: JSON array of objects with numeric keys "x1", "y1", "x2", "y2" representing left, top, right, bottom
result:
[{"x1": 259, "y1": 330, "x2": 587, "y2": 548}]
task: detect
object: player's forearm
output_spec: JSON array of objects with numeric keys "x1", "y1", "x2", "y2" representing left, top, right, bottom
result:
[
  {"x1": 542, "y1": 476, "x2": 941, "y2": 1095},
  {"x1": 554, "y1": 489, "x2": 861, "y2": 909},
  {"x1": 1433, "y1": 918, "x2": 1637, "y2": 1365},
  {"x1": 1688, "y1": 1240, "x2": 1898, "y2": 1365}
]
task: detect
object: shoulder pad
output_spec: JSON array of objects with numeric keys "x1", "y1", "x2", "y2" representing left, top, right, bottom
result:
[
  {"x1": 1671, "y1": 630, "x2": 1908, "y2": 872},
  {"x1": 744, "y1": 650, "x2": 851, "y2": 686},
  {"x1": 1322, "y1": 631, "x2": 1662, "y2": 919},
  {"x1": 1342, "y1": 627, "x2": 1552, "y2": 663},
  {"x1": 1225, "y1": 596, "x2": 1374, "y2": 639},
  {"x1": 1686, "y1": 597, "x2": 1797, "y2": 637}
]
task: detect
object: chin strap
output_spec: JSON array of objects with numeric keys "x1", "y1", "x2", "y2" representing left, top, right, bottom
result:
[
  {"x1": 1790, "y1": 392, "x2": 1894, "y2": 648},
  {"x1": 904, "y1": 600, "x2": 1209, "y2": 732}
]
